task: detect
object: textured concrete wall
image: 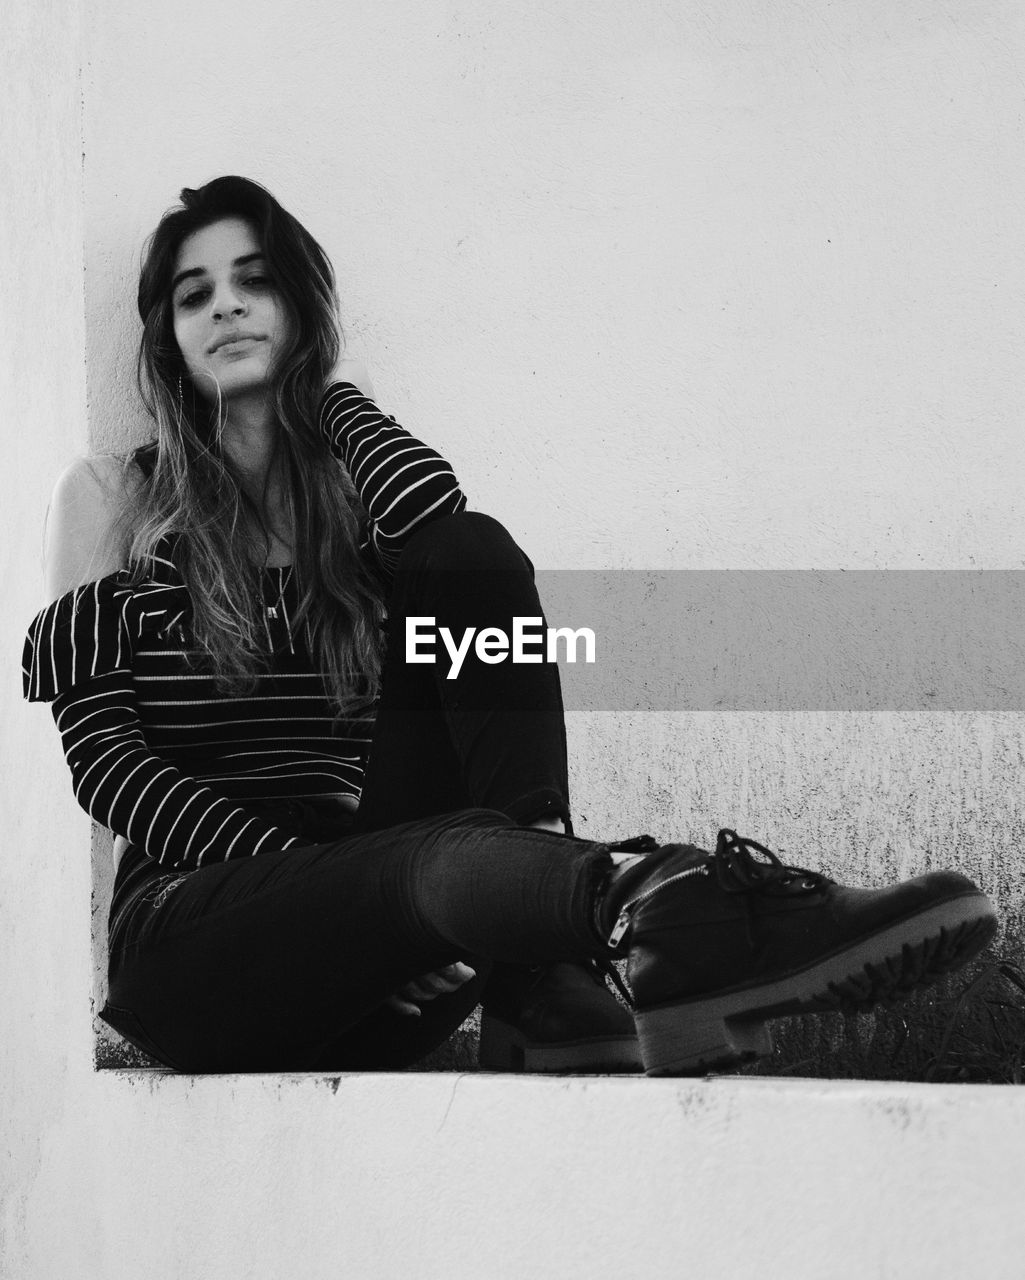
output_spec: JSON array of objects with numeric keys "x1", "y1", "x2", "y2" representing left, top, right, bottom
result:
[
  {"x1": 5, "y1": 0, "x2": 1025, "y2": 1276},
  {"x1": 82, "y1": 0, "x2": 1025, "y2": 571},
  {"x1": 7, "y1": 1072, "x2": 1025, "y2": 1279}
]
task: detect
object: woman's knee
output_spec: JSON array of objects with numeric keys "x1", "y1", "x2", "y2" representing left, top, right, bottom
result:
[{"x1": 398, "y1": 512, "x2": 533, "y2": 577}]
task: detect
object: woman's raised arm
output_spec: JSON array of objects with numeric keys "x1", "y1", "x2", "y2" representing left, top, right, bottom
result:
[{"x1": 320, "y1": 362, "x2": 467, "y2": 574}]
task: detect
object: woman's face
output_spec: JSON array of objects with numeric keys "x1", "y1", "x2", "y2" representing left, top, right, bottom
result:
[{"x1": 171, "y1": 216, "x2": 292, "y2": 402}]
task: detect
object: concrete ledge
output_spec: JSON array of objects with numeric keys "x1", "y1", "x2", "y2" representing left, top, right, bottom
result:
[{"x1": 18, "y1": 1068, "x2": 1023, "y2": 1279}]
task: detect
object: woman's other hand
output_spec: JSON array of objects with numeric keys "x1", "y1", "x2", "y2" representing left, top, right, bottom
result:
[
  {"x1": 330, "y1": 356, "x2": 376, "y2": 400},
  {"x1": 385, "y1": 962, "x2": 477, "y2": 1017}
]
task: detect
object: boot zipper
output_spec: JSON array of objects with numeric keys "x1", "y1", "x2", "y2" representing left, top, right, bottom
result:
[{"x1": 607, "y1": 864, "x2": 709, "y2": 948}]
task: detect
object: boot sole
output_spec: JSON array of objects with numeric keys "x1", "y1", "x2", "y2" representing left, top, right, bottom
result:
[
  {"x1": 479, "y1": 1014, "x2": 643, "y2": 1074},
  {"x1": 636, "y1": 891, "x2": 998, "y2": 1077}
]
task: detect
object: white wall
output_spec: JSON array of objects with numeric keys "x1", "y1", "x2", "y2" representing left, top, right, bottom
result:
[
  {"x1": 1, "y1": 0, "x2": 98, "y2": 1268},
  {"x1": 5, "y1": 1, "x2": 1025, "y2": 1276},
  {"x1": 83, "y1": 0, "x2": 1025, "y2": 571}
]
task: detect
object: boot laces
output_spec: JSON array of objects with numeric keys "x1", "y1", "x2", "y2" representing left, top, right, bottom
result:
[{"x1": 714, "y1": 828, "x2": 831, "y2": 896}]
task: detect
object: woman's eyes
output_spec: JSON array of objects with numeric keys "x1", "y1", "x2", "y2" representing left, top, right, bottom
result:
[{"x1": 175, "y1": 276, "x2": 274, "y2": 309}]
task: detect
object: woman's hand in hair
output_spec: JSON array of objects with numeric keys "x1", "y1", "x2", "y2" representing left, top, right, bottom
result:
[
  {"x1": 329, "y1": 355, "x2": 376, "y2": 401},
  {"x1": 385, "y1": 962, "x2": 477, "y2": 1017}
]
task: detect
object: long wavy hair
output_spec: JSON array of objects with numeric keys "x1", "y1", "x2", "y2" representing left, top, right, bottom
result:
[{"x1": 132, "y1": 175, "x2": 382, "y2": 713}]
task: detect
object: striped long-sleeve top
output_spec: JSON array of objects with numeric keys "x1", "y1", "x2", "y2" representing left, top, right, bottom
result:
[{"x1": 22, "y1": 382, "x2": 466, "y2": 871}]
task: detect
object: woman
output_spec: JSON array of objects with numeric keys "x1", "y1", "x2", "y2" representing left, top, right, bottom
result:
[{"x1": 23, "y1": 176, "x2": 999, "y2": 1075}]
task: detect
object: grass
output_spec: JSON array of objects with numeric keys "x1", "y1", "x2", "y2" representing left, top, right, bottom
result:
[{"x1": 749, "y1": 947, "x2": 1025, "y2": 1084}]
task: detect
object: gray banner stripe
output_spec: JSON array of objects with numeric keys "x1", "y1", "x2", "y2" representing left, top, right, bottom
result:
[{"x1": 532, "y1": 571, "x2": 1025, "y2": 710}]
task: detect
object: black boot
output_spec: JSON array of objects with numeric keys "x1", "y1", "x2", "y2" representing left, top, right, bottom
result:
[
  {"x1": 479, "y1": 960, "x2": 642, "y2": 1073},
  {"x1": 596, "y1": 829, "x2": 998, "y2": 1076}
]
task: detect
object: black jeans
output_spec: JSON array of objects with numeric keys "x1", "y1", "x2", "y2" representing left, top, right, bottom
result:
[{"x1": 103, "y1": 514, "x2": 614, "y2": 1072}]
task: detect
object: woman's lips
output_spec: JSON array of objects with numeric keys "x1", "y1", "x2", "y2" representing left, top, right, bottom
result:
[{"x1": 210, "y1": 335, "x2": 264, "y2": 356}]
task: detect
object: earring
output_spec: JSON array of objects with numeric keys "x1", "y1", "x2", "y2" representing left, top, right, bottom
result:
[{"x1": 176, "y1": 376, "x2": 184, "y2": 418}]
